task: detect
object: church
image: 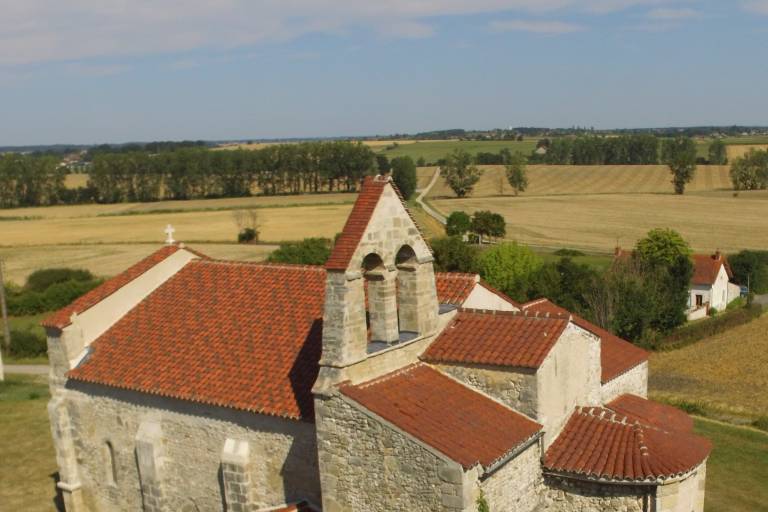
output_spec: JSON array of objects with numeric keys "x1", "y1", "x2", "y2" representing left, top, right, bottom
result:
[{"x1": 44, "y1": 175, "x2": 710, "y2": 512}]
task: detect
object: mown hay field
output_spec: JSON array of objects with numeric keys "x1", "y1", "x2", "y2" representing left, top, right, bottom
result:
[
  {"x1": 649, "y1": 313, "x2": 768, "y2": 420},
  {"x1": 0, "y1": 243, "x2": 278, "y2": 286},
  {"x1": 431, "y1": 191, "x2": 768, "y2": 253},
  {"x1": 422, "y1": 165, "x2": 733, "y2": 198}
]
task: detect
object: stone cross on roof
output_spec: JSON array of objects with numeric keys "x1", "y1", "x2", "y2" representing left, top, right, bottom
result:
[{"x1": 164, "y1": 224, "x2": 176, "y2": 245}]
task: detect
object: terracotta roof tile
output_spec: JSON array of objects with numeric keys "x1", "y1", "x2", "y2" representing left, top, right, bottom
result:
[
  {"x1": 325, "y1": 176, "x2": 388, "y2": 271},
  {"x1": 340, "y1": 364, "x2": 541, "y2": 469},
  {"x1": 691, "y1": 253, "x2": 731, "y2": 286},
  {"x1": 522, "y1": 299, "x2": 648, "y2": 383},
  {"x1": 435, "y1": 273, "x2": 477, "y2": 304},
  {"x1": 268, "y1": 501, "x2": 318, "y2": 512},
  {"x1": 66, "y1": 261, "x2": 485, "y2": 420},
  {"x1": 607, "y1": 394, "x2": 694, "y2": 433},
  {"x1": 422, "y1": 309, "x2": 569, "y2": 369},
  {"x1": 67, "y1": 261, "x2": 326, "y2": 420},
  {"x1": 42, "y1": 245, "x2": 196, "y2": 329},
  {"x1": 544, "y1": 406, "x2": 711, "y2": 482}
]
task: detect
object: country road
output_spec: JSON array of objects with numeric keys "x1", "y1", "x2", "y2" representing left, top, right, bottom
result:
[{"x1": 415, "y1": 167, "x2": 446, "y2": 225}]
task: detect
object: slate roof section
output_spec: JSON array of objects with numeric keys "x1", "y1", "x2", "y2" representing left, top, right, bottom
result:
[
  {"x1": 607, "y1": 394, "x2": 694, "y2": 433},
  {"x1": 422, "y1": 309, "x2": 569, "y2": 369},
  {"x1": 42, "y1": 244, "x2": 197, "y2": 330},
  {"x1": 691, "y1": 253, "x2": 732, "y2": 286},
  {"x1": 340, "y1": 364, "x2": 541, "y2": 469},
  {"x1": 68, "y1": 260, "x2": 327, "y2": 420},
  {"x1": 522, "y1": 299, "x2": 648, "y2": 384},
  {"x1": 544, "y1": 406, "x2": 711, "y2": 482}
]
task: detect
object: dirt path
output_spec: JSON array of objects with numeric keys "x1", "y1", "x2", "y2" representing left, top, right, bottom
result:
[{"x1": 415, "y1": 168, "x2": 446, "y2": 225}]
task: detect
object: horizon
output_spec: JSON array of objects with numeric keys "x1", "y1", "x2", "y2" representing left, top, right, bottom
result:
[{"x1": 2, "y1": 1, "x2": 767, "y2": 146}]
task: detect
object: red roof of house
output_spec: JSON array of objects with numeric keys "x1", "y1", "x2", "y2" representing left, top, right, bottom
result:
[
  {"x1": 691, "y1": 253, "x2": 732, "y2": 286},
  {"x1": 68, "y1": 260, "x2": 327, "y2": 420},
  {"x1": 607, "y1": 394, "x2": 694, "y2": 433},
  {"x1": 422, "y1": 309, "x2": 569, "y2": 369},
  {"x1": 544, "y1": 405, "x2": 711, "y2": 482},
  {"x1": 522, "y1": 299, "x2": 648, "y2": 384},
  {"x1": 435, "y1": 273, "x2": 477, "y2": 304},
  {"x1": 65, "y1": 255, "x2": 497, "y2": 420},
  {"x1": 269, "y1": 501, "x2": 318, "y2": 512},
  {"x1": 42, "y1": 245, "x2": 195, "y2": 330},
  {"x1": 340, "y1": 364, "x2": 541, "y2": 469}
]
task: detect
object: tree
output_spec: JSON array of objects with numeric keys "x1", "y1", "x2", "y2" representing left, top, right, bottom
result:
[
  {"x1": 446, "y1": 211, "x2": 472, "y2": 237},
  {"x1": 729, "y1": 250, "x2": 768, "y2": 294},
  {"x1": 233, "y1": 209, "x2": 260, "y2": 243},
  {"x1": 730, "y1": 149, "x2": 768, "y2": 191},
  {"x1": 375, "y1": 154, "x2": 390, "y2": 175},
  {"x1": 431, "y1": 236, "x2": 479, "y2": 273},
  {"x1": 471, "y1": 211, "x2": 506, "y2": 243},
  {"x1": 505, "y1": 152, "x2": 528, "y2": 196},
  {"x1": 416, "y1": 157, "x2": 426, "y2": 167},
  {"x1": 442, "y1": 149, "x2": 483, "y2": 198},
  {"x1": 708, "y1": 139, "x2": 728, "y2": 165},
  {"x1": 635, "y1": 228, "x2": 692, "y2": 267},
  {"x1": 390, "y1": 156, "x2": 417, "y2": 200},
  {"x1": 476, "y1": 242, "x2": 542, "y2": 301},
  {"x1": 661, "y1": 137, "x2": 697, "y2": 194},
  {"x1": 267, "y1": 238, "x2": 332, "y2": 265}
]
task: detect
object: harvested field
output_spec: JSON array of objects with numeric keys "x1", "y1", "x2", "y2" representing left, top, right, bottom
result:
[
  {"x1": 726, "y1": 144, "x2": 768, "y2": 161},
  {"x1": 424, "y1": 165, "x2": 732, "y2": 198},
  {"x1": 64, "y1": 173, "x2": 88, "y2": 189},
  {"x1": 649, "y1": 312, "x2": 768, "y2": 419},
  {"x1": 0, "y1": 193, "x2": 356, "y2": 220},
  {"x1": 431, "y1": 191, "x2": 768, "y2": 253},
  {"x1": 0, "y1": 243, "x2": 277, "y2": 285}
]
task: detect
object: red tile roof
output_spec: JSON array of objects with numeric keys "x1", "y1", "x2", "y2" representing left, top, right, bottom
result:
[
  {"x1": 544, "y1": 406, "x2": 711, "y2": 482},
  {"x1": 522, "y1": 299, "x2": 648, "y2": 384},
  {"x1": 691, "y1": 253, "x2": 732, "y2": 286},
  {"x1": 68, "y1": 261, "x2": 327, "y2": 420},
  {"x1": 435, "y1": 273, "x2": 477, "y2": 304},
  {"x1": 325, "y1": 175, "x2": 429, "y2": 271},
  {"x1": 65, "y1": 258, "x2": 491, "y2": 420},
  {"x1": 422, "y1": 309, "x2": 569, "y2": 369},
  {"x1": 340, "y1": 364, "x2": 541, "y2": 469},
  {"x1": 42, "y1": 245, "x2": 195, "y2": 330},
  {"x1": 268, "y1": 501, "x2": 318, "y2": 512},
  {"x1": 607, "y1": 394, "x2": 694, "y2": 433}
]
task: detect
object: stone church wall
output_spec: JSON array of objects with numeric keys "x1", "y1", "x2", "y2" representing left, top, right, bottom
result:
[
  {"x1": 56, "y1": 382, "x2": 320, "y2": 511},
  {"x1": 600, "y1": 362, "x2": 648, "y2": 403},
  {"x1": 434, "y1": 363, "x2": 538, "y2": 418},
  {"x1": 314, "y1": 395, "x2": 470, "y2": 512},
  {"x1": 656, "y1": 463, "x2": 706, "y2": 512},
  {"x1": 479, "y1": 441, "x2": 542, "y2": 512},
  {"x1": 539, "y1": 475, "x2": 651, "y2": 512}
]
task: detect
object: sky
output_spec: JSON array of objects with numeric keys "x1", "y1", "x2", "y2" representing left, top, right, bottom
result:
[{"x1": 1, "y1": 0, "x2": 767, "y2": 145}]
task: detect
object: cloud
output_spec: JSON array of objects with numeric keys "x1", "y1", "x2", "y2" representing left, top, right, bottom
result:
[
  {"x1": 490, "y1": 19, "x2": 585, "y2": 34},
  {"x1": 744, "y1": 1, "x2": 768, "y2": 14},
  {"x1": 0, "y1": 0, "x2": 682, "y2": 66},
  {"x1": 646, "y1": 7, "x2": 698, "y2": 20}
]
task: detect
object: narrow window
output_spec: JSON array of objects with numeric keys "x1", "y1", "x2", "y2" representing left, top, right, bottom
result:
[{"x1": 105, "y1": 441, "x2": 117, "y2": 485}]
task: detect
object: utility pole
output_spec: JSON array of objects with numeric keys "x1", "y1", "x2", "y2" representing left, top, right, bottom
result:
[{"x1": 0, "y1": 258, "x2": 9, "y2": 382}]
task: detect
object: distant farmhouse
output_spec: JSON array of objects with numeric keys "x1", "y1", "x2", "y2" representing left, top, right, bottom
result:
[
  {"x1": 45, "y1": 176, "x2": 710, "y2": 512},
  {"x1": 687, "y1": 252, "x2": 741, "y2": 320}
]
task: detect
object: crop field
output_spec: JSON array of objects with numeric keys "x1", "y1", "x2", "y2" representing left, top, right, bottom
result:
[
  {"x1": 375, "y1": 139, "x2": 538, "y2": 163},
  {"x1": 726, "y1": 144, "x2": 768, "y2": 161},
  {"x1": 422, "y1": 165, "x2": 733, "y2": 198},
  {"x1": 431, "y1": 191, "x2": 768, "y2": 254},
  {"x1": 649, "y1": 313, "x2": 768, "y2": 420}
]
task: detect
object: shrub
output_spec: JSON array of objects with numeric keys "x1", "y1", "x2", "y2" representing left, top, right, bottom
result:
[
  {"x1": 667, "y1": 399, "x2": 708, "y2": 416},
  {"x1": 708, "y1": 307, "x2": 718, "y2": 317},
  {"x1": 7, "y1": 278, "x2": 101, "y2": 316},
  {"x1": 267, "y1": 238, "x2": 332, "y2": 266},
  {"x1": 25, "y1": 268, "x2": 94, "y2": 292},
  {"x1": 477, "y1": 242, "x2": 542, "y2": 302},
  {"x1": 554, "y1": 248, "x2": 585, "y2": 257},
  {"x1": 431, "y1": 236, "x2": 479, "y2": 273},
  {"x1": 237, "y1": 228, "x2": 257, "y2": 243},
  {"x1": 6, "y1": 329, "x2": 48, "y2": 358},
  {"x1": 753, "y1": 417, "x2": 768, "y2": 432}
]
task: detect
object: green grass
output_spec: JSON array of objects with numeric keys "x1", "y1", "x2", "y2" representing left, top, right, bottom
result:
[
  {"x1": 0, "y1": 374, "x2": 59, "y2": 512},
  {"x1": 695, "y1": 418, "x2": 768, "y2": 512},
  {"x1": 376, "y1": 140, "x2": 537, "y2": 163}
]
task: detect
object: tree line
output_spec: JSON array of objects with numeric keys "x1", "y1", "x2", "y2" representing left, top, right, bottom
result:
[{"x1": 0, "y1": 141, "x2": 379, "y2": 208}]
